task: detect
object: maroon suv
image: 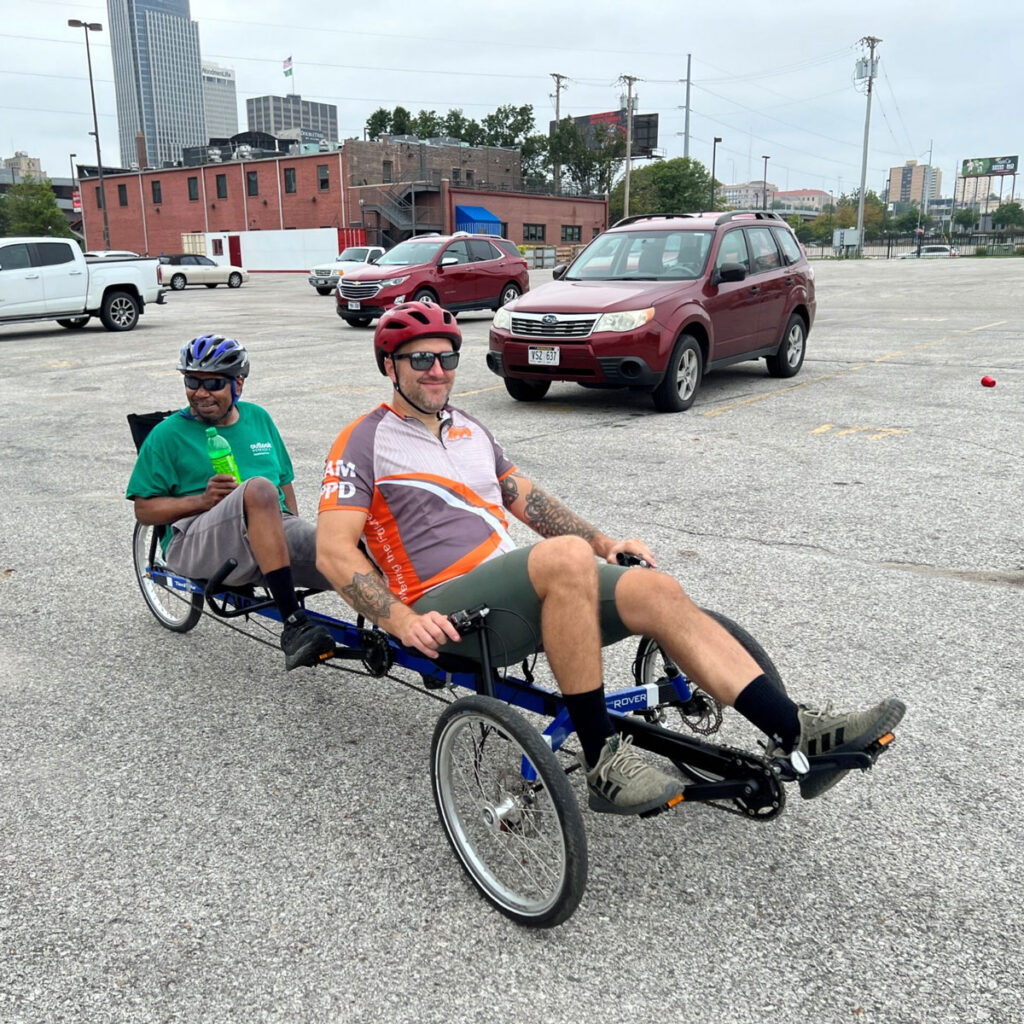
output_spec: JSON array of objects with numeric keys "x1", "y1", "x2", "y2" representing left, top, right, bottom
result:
[
  {"x1": 487, "y1": 211, "x2": 815, "y2": 411},
  {"x1": 337, "y1": 232, "x2": 529, "y2": 327}
]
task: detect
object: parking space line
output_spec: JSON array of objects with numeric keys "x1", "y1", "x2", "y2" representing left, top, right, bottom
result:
[{"x1": 702, "y1": 320, "x2": 1007, "y2": 418}]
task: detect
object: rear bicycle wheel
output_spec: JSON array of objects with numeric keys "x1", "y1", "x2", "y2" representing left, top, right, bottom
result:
[
  {"x1": 431, "y1": 695, "x2": 587, "y2": 928},
  {"x1": 633, "y1": 608, "x2": 786, "y2": 783},
  {"x1": 132, "y1": 522, "x2": 202, "y2": 632}
]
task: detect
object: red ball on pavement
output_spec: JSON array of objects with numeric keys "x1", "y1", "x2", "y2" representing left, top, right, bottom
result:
[{"x1": 981, "y1": 376, "x2": 996, "y2": 388}]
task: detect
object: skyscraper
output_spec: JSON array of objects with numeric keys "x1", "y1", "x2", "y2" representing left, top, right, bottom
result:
[
  {"x1": 246, "y1": 95, "x2": 339, "y2": 143},
  {"x1": 107, "y1": 0, "x2": 206, "y2": 168},
  {"x1": 202, "y1": 62, "x2": 239, "y2": 139}
]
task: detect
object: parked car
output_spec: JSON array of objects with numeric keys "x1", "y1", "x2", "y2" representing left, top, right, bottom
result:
[
  {"x1": 898, "y1": 244, "x2": 960, "y2": 259},
  {"x1": 487, "y1": 211, "x2": 816, "y2": 412},
  {"x1": 158, "y1": 253, "x2": 248, "y2": 290},
  {"x1": 0, "y1": 236, "x2": 164, "y2": 331},
  {"x1": 336, "y1": 232, "x2": 529, "y2": 327},
  {"x1": 309, "y1": 245, "x2": 385, "y2": 295},
  {"x1": 84, "y1": 249, "x2": 142, "y2": 259}
]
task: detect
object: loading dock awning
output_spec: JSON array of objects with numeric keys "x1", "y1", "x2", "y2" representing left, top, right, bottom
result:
[{"x1": 454, "y1": 204, "x2": 502, "y2": 235}]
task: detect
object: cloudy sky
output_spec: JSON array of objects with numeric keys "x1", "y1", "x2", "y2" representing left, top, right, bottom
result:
[{"x1": 5, "y1": 0, "x2": 1021, "y2": 198}]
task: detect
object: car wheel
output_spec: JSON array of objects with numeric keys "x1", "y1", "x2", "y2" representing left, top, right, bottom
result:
[
  {"x1": 766, "y1": 313, "x2": 807, "y2": 378},
  {"x1": 497, "y1": 282, "x2": 521, "y2": 308},
  {"x1": 170, "y1": 274, "x2": 187, "y2": 291},
  {"x1": 344, "y1": 317, "x2": 373, "y2": 328},
  {"x1": 413, "y1": 287, "x2": 438, "y2": 304},
  {"x1": 504, "y1": 378, "x2": 551, "y2": 402},
  {"x1": 99, "y1": 290, "x2": 140, "y2": 332},
  {"x1": 316, "y1": 287, "x2": 334, "y2": 296},
  {"x1": 227, "y1": 272, "x2": 243, "y2": 288},
  {"x1": 57, "y1": 317, "x2": 90, "y2": 329},
  {"x1": 652, "y1": 334, "x2": 702, "y2": 412}
]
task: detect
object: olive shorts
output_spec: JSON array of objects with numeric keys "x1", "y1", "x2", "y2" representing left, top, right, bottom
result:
[{"x1": 412, "y1": 544, "x2": 633, "y2": 666}]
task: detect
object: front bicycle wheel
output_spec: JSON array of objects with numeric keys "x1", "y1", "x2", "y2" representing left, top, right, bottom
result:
[
  {"x1": 431, "y1": 695, "x2": 587, "y2": 928},
  {"x1": 634, "y1": 608, "x2": 786, "y2": 783},
  {"x1": 132, "y1": 522, "x2": 202, "y2": 633}
]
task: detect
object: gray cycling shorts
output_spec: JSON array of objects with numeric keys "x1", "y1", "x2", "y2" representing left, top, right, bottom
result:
[
  {"x1": 412, "y1": 544, "x2": 633, "y2": 666},
  {"x1": 164, "y1": 479, "x2": 330, "y2": 589}
]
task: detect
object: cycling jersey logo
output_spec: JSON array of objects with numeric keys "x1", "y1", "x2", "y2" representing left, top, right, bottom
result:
[
  {"x1": 321, "y1": 480, "x2": 356, "y2": 502},
  {"x1": 324, "y1": 458, "x2": 357, "y2": 479},
  {"x1": 447, "y1": 426, "x2": 472, "y2": 440}
]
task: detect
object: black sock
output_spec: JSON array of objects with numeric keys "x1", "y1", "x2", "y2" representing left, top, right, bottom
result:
[
  {"x1": 733, "y1": 674, "x2": 801, "y2": 751},
  {"x1": 263, "y1": 566, "x2": 301, "y2": 622},
  {"x1": 563, "y1": 688, "x2": 615, "y2": 769}
]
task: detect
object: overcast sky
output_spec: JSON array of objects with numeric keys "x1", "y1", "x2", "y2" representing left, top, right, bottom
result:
[{"x1": 5, "y1": 0, "x2": 1021, "y2": 198}]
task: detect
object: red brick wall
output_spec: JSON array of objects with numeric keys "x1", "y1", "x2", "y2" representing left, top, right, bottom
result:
[{"x1": 446, "y1": 188, "x2": 607, "y2": 244}]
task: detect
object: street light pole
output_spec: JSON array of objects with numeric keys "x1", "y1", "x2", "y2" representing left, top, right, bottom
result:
[
  {"x1": 710, "y1": 137, "x2": 721, "y2": 211},
  {"x1": 68, "y1": 18, "x2": 110, "y2": 250},
  {"x1": 762, "y1": 155, "x2": 770, "y2": 210}
]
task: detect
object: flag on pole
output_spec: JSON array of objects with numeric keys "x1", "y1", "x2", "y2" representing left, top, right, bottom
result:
[{"x1": 283, "y1": 56, "x2": 293, "y2": 77}]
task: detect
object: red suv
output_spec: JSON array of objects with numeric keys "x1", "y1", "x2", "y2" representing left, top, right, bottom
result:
[
  {"x1": 488, "y1": 211, "x2": 815, "y2": 411},
  {"x1": 337, "y1": 232, "x2": 529, "y2": 327}
]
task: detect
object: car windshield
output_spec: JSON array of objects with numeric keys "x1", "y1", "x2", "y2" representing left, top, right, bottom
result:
[
  {"x1": 338, "y1": 247, "x2": 369, "y2": 261},
  {"x1": 566, "y1": 229, "x2": 713, "y2": 281},
  {"x1": 376, "y1": 240, "x2": 444, "y2": 266}
]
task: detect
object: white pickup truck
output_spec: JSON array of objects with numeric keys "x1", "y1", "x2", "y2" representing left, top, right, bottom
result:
[
  {"x1": 308, "y1": 245, "x2": 385, "y2": 295},
  {"x1": 0, "y1": 237, "x2": 165, "y2": 332}
]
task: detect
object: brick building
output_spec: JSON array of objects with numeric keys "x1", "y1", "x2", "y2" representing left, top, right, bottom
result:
[{"x1": 79, "y1": 140, "x2": 607, "y2": 260}]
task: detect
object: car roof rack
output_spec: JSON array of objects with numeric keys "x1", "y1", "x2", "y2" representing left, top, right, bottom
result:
[
  {"x1": 611, "y1": 213, "x2": 699, "y2": 228},
  {"x1": 714, "y1": 210, "x2": 785, "y2": 225}
]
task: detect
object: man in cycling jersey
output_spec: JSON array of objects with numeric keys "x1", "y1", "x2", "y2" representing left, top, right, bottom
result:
[
  {"x1": 127, "y1": 334, "x2": 335, "y2": 671},
  {"x1": 316, "y1": 302, "x2": 904, "y2": 816}
]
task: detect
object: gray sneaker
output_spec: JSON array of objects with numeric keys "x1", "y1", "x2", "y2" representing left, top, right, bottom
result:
[
  {"x1": 584, "y1": 734, "x2": 684, "y2": 816},
  {"x1": 791, "y1": 698, "x2": 906, "y2": 799}
]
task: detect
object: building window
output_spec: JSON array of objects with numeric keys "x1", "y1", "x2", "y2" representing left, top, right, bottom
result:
[
  {"x1": 187, "y1": 176, "x2": 199, "y2": 201},
  {"x1": 151, "y1": 180, "x2": 162, "y2": 204},
  {"x1": 452, "y1": 167, "x2": 462, "y2": 185},
  {"x1": 95, "y1": 186, "x2": 103, "y2": 209},
  {"x1": 211, "y1": 239, "x2": 224, "y2": 256},
  {"x1": 317, "y1": 164, "x2": 330, "y2": 191},
  {"x1": 283, "y1": 167, "x2": 296, "y2": 194},
  {"x1": 466, "y1": 169, "x2": 474, "y2": 186},
  {"x1": 592, "y1": 227, "x2": 601, "y2": 238},
  {"x1": 561, "y1": 225, "x2": 581, "y2": 243},
  {"x1": 118, "y1": 184, "x2": 128, "y2": 207},
  {"x1": 247, "y1": 171, "x2": 259, "y2": 197},
  {"x1": 382, "y1": 160, "x2": 393, "y2": 184},
  {"x1": 522, "y1": 223, "x2": 545, "y2": 242},
  {"x1": 216, "y1": 174, "x2": 227, "y2": 199}
]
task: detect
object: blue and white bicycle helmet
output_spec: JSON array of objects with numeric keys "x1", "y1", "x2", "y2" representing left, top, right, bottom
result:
[{"x1": 177, "y1": 333, "x2": 250, "y2": 379}]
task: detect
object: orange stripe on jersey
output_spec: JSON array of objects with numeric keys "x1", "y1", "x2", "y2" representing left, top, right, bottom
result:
[
  {"x1": 379, "y1": 471, "x2": 510, "y2": 529},
  {"x1": 363, "y1": 490, "x2": 426, "y2": 602},
  {"x1": 422, "y1": 532, "x2": 504, "y2": 591},
  {"x1": 319, "y1": 411, "x2": 371, "y2": 515}
]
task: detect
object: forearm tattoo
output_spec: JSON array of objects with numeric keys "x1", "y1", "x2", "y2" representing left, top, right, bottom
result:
[
  {"x1": 522, "y1": 485, "x2": 597, "y2": 541},
  {"x1": 340, "y1": 571, "x2": 399, "y2": 623},
  {"x1": 500, "y1": 474, "x2": 520, "y2": 509}
]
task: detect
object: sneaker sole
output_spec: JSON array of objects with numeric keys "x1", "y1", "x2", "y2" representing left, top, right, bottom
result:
[
  {"x1": 799, "y1": 699, "x2": 906, "y2": 799},
  {"x1": 284, "y1": 632, "x2": 336, "y2": 671},
  {"x1": 587, "y1": 786, "x2": 685, "y2": 817}
]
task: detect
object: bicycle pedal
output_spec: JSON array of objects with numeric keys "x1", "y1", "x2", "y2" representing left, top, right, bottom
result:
[{"x1": 638, "y1": 792, "x2": 685, "y2": 819}]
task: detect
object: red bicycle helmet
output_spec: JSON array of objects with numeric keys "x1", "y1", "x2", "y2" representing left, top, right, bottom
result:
[{"x1": 373, "y1": 300, "x2": 462, "y2": 374}]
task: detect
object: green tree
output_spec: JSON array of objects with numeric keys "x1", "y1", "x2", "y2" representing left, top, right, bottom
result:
[
  {"x1": 365, "y1": 107, "x2": 391, "y2": 141},
  {"x1": 521, "y1": 134, "x2": 550, "y2": 187},
  {"x1": 550, "y1": 117, "x2": 625, "y2": 196},
  {"x1": 608, "y1": 156, "x2": 712, "y2": 221},
  {"x1": 1, "y1": 177, "x2": 72, "y2": 237},
  {"x1": 390, "y1": 106, "x2": 413, "y2": 136},
  {"x1": 954, "y1": 208, "x2": 977, "y2": 232},
  {"x1": 481, "y1": 104, "x2": 535, "y2": 147},
  {"x1": 992, "y1": 200, "x2": 1024, "y2": 229}
]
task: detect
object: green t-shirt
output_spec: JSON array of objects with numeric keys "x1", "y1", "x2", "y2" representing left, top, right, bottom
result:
[{"x1": 127, "y1": 402, "x2": 295, "y2": 515}]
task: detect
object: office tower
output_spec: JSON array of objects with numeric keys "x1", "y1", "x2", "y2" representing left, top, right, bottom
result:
[
  {"x1": 107, "y1": 0, "x2": 206, "y2": 168},
  {"x1": 246, "y1": 95, "x2": 339, "y2": 143},
  {"x1": 202, "y1": 62, "x2": 239, "y2": 138}
]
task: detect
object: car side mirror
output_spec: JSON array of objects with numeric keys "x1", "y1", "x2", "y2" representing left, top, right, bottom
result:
[
  {"x1": 439, "y1": 257, "x2": 459, "y2": 268},
  {"x1": 716, "y1": 262, "x2": 747, "y2": 283},
  {"x1": 552, "y1": 263, "x2": 568, "y2": 280}
]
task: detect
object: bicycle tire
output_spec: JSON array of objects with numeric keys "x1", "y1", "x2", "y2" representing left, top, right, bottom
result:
[{"x1": 132, "y1": 522, "x2": 203, "y2": 633}]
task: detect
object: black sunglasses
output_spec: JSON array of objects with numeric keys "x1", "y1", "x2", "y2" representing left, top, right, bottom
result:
[
  {"x1": 391, "y1": 350, "x2": 460, "y2": 371},
  {"x1": 183, "y1": 374, "x2": 232, "y2": 392}
]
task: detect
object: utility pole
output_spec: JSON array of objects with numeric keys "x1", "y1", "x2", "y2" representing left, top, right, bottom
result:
[
  {"x1": 682, "y1": 55, "x2": 691, "y2": 158},
  {"x1": 620, "y1": 74, "x2": 637, "y2": 219},
  {"x1": 550, "y1": 73, "x2": 567, "y2": 195},
  {"x1": 854, "y1": 35, "x2": 881, "y2": 257}
]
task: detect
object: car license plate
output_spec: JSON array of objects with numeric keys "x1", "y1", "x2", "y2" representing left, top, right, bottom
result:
[
  {"x1": 316, "y1": 277, "x2": 327, "y2": 285},
  {"x1": 347, "y1": 300, "x2": 361, "y2": 310},
  {"x1": 528, "y1": 345, "x2": 559, "y2": 366}
]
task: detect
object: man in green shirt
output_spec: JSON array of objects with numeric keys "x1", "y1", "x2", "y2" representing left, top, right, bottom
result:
[{"x1": 127, "y1": 334, "x2": 335, "y2": 670}]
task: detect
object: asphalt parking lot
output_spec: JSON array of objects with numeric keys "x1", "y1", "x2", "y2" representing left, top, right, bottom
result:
[{"x1": 1, "y1": 258, "x2": 1021, "y2": 1023}]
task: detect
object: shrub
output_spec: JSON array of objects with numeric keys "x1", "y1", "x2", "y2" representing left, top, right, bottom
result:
[{"x1": 975, "y1": 246, "x2": 988, "y2": 257}]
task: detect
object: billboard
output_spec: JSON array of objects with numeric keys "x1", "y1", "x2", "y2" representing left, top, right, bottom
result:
[
  {"x1": 549, "y1": 111, "x2": 659, "y2": 158},
  {"x1": 961, "y1": 155, "x2": 1018, "y2": 177}
]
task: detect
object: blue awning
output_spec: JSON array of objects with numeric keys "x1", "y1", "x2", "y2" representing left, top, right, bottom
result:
[{"x1": 455, "y1": 204, "x2": 501, "y2": 235}]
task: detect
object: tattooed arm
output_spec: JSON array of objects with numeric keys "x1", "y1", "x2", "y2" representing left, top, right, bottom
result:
[{"x1": 316, "y1": 508, "x2": 459, "y2": 656}]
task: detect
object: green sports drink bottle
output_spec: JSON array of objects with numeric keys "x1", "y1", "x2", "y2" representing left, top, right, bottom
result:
[{"x1": 205, "y1": 426, "x2": 241, "y2": 481}]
